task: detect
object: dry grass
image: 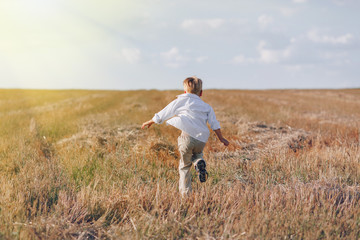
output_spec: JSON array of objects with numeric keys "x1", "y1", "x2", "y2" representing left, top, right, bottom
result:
[{"x1": 0, "y1": 89, "x2": 359, "y2": 239}]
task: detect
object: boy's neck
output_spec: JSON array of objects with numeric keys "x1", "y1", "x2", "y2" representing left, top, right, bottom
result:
[{"x1": 184, "y1": 91, "x2": 202, "y2": 97}]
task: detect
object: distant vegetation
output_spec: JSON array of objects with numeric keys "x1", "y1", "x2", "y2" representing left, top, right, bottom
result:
[{"x1": 0, "y1": 89, "x2": 359, "y2": 239}]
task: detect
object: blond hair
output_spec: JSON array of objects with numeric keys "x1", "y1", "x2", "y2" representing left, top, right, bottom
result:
[{"x1": 183, "y1": 76, "x2": 203, "y2": 95}]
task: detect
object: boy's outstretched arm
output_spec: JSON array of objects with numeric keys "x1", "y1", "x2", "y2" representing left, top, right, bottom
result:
[
  {"x1": 142, "y1": 119, "x2": 155, "y2": 129},
  {"x1": 142, "y1": 98, "x2": 180, "y2": 130},
  {"x1": 214, "y1": 129, "x2": 229, "y2": 146}
]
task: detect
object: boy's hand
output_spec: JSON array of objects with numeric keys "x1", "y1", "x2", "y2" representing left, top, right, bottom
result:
[
  {"x1": 141, "y1": 120, "x2": 155, "y2": 129},
  {"x1": 214, "y1": 129, "x2": 229, "y2": 146},
  {"x1": 220, "y1": 138, "x2": 229, "y2": 146}
]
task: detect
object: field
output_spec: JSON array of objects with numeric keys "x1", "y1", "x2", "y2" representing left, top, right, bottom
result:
[{"x1": 0, "y1": 89, "x2": 359, "y2": 239}]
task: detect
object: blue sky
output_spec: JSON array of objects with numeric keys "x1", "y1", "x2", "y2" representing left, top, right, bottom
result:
[{"x1": 0, "y1": 0, "x2": 359, "y2": 90}]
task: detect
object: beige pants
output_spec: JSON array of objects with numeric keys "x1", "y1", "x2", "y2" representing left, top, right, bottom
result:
[{"x1": 178, "y1": 132, "x2": 206, "y2": 196}]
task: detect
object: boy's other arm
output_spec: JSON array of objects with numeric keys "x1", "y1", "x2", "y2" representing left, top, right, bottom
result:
[
  {"x1": 207, "y1": 106, "x2": 229, "y2": 146},
  {"x1": 214, "y1": 129, "x2": 229, "y2": 146}
]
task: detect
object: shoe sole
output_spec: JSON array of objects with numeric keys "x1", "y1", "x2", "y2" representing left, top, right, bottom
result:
[{"x1": 195, "y1": 160, "x2": 208, "y2": 183}]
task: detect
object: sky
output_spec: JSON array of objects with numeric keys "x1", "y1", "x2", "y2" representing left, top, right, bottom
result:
[{"x1": 0, "y1": 0, "x2": 359, "y2": 90}]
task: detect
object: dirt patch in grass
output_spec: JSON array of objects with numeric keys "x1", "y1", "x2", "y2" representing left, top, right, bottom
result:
[
  {"x1": 212, "y1": 121, "x2": 312, "y2": 161},
  {"x1": 56, "y1": 123, "x2": 144, "y2": 150}
]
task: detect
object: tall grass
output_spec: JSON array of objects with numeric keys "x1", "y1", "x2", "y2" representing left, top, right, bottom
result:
[{"x1": 0, "y1": 89, "x2": 359, "y2": 239}]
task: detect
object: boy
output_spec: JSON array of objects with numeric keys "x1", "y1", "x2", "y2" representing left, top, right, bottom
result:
[{"x1": 142, "y1": 77, "x2": 229, "y2": 196}]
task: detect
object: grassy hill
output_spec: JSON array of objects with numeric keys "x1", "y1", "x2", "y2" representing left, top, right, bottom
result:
[{"x1": 0, "y1": 89, "x2": 359, "y2": 239}]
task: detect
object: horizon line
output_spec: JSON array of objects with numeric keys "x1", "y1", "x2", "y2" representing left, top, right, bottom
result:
[{"x1": 0, "y1": 87, "x2": 359, "y2": 91}]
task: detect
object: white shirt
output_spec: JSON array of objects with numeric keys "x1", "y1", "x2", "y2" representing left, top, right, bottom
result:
[{"x1": 152, "y1": 93, "x2": 221, "y2": 143}]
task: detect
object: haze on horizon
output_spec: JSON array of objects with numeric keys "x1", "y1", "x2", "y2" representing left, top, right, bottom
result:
[{"x1": 1, "y1": 0, "x2": 359, "y2": 90}]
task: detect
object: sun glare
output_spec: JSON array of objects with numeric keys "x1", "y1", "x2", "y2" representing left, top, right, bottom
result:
[{"x1": 17, "y1": 0, "x2": 61, "y2": 15}]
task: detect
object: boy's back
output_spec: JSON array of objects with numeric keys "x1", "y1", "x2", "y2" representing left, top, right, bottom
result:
[{"x1": 152, "y1": 93, "x2": 220, "y2": 143}]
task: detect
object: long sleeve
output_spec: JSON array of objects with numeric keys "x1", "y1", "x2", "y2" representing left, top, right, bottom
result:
[
  {"x1": 152, "y1": 98, "x2": 179, "y2": 124},
  {"x1": 150, "y1": 93, "x2": 220, "y2": 143},
  {"x1": 208, "y1": 107, "x2": 221, "y2": 130}
]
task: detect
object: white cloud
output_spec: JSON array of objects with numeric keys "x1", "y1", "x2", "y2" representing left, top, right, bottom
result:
[
  {"x1": 161, "y1": 47, "x2": 180, "y2": 60},
  {"x1": 206, "y1": 19, "x2": 224, "y2": 28},
  {"x1": 332, "y1": 0, "x2": 349, "y2": 5},
  {"x1": 257, "y1": 41, "x2": 292, "y2": 64},
  {"x1": 293, "y1": 0, "x2": 308, "y2": 3},
  {"x1": 321, "y1": 51, "x2": 351, "y2": 66},
  {"x1": 307, "y1": 30, "x2": 354, "y2": 44},
  {"x1": 279, "y1": 7, "x2": 297, "y2": 17},
  {"x1": 321, "y1": 51, "x2": 348, "y2": 60},
  {"x1": 285, "y1": 64, "x2": 304, "y2": 72},
  {"x1": 161, "y1": 47, "x2": 187, "y2": 68},
  {"x1": 258, "y1": 15, "x2": 274, "y2": 28},
  {"x1": 121, "y1": 48, "x2": 141, "y2": 64},
  {"x1": 232, "y1": 55, "x2": 256, "y2": 64},
  {"x1": 196, "y1": 56, "x2": 208, "y2": 63},
  {"x1": 181, "y1": 18, "x2": 225, "y2": 33},
  {"x1": 232, "y1": 41, "x2": 293, "y2": 65}
]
